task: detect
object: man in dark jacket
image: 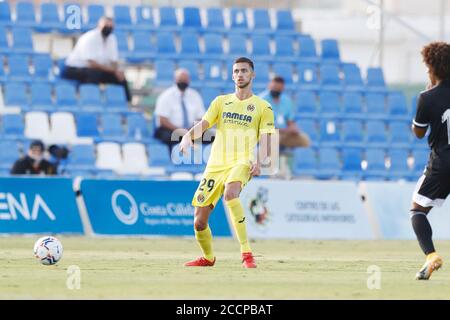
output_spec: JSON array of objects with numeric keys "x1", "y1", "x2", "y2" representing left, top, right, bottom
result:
[{"x1": 11, "y1": 140, "x2": 56, "y2": 175}]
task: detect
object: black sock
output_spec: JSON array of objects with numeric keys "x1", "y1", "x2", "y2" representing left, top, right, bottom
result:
[{"x1": 411, "y1": 211, "x2": 435, "y2": 255}]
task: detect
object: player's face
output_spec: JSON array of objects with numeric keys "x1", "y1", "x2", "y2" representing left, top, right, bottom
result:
[{"x1": 232, "y1": 63, "x2": 254, "y2": 89}]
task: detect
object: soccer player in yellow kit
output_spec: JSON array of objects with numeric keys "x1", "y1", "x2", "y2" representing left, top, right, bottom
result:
[{"x1": 180, "y1": 57, "x2": 275, "y2": 268}]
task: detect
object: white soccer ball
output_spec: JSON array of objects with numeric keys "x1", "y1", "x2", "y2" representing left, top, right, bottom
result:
[{"x1": 33, "y1": 236, "x2": 63, "y2": 265}]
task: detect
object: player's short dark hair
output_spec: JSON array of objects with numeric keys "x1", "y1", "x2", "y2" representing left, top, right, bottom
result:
[
  {"x1": 30, "y1": 140, "x2": 44, "y2": 151},
  {"x1": 272, "y1": 76, "x2": 285, "y2": 84},
  {"x1": 421, "y1": 42, "x2": 450, "y2": 80},
  {"x1": 233, "y1": 57, "x2": 254, "y2": 70}
]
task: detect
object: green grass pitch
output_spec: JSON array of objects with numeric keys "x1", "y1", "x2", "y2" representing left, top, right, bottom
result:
[{"x1": 1, "y1": 237, "x2": 450, "y2": 299}]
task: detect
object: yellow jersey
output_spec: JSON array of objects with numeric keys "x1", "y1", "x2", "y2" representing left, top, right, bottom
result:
[{"x1": 202, "y1": 93, "x2": 275, "y2": 172}]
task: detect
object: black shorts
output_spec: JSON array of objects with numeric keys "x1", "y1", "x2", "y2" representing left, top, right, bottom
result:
[{"x1": 413, "y1": 169, "x2": 450, "y2": 207}]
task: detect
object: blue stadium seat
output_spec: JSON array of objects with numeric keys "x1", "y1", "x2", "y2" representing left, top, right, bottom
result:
[
  {"x1": 4, "y1": 82, "x2": 29, "y2": 109},
  {"x1": 76, "y1": 114, "x2": 99, "y2": 138},
  {"x1": 101, "y1": 114, "x2": 123, "y2": 140},
  {"x1": 252, "y1": 61, "x2": 270, "y2": 89},
  {"x1": 183, "y1": 7, "x2": 202, "y2": 31},
  {"x1": 342, "y1": 120, "x2": 364, "y2": 148},
  {"x1": 365, "y1": 93, "x2": 387, "y2": 120},
  {"x1": 274, "y1": 36, "x2": 296, "y2": 62},
  {"x1": 127, "y1": 30, "x2": 154, "y2": 63},
  {"x1": 298, "y1": 36, "x2": 319, "y2": 63},
  {"x1": 366, "y1": 67, "x2": 388, "y2": 93},
  {"x1": 321, "y1": 39, "x2": 340, "y2": 64},
  {"x1": 79, "y1": 84, "x2": 103, "y2": 111},
  {"x1": 154, "y1": 59, "x2": 175, "y2": 87},
  {"x1": 115, "y1": 30, "x2": 130, "y2": 59},
  {"x1": 341, "y1": 147, "x2": 363, "y2": 180},
  {"x1": 342, "y1": 63, "x2": 365, "y2": 92},
  {"x1": 0, "y1": 27, "x2": 9, "y2": 54},
  {"x1": 15, "y1": 2, "x2": 38, "y2": 28},
  {"x1": 0, "y1": 59, "x2": 6, "y2": 83},
  {"x1": 127, "y1": 113, "x2": 150, "y2": 141},
  {"x1": 203, "y1": 60, "x2": 224, "y2": 87},
  {"x1": 295, "y1": 91, "x2": 318, "y2": 119},
  {"x1": 0, "y1": 2, "x2": 12, "y2": 27},
  {"x1": 319, "y1": 119, "x2": 340, "y2": 147},
  {"x1": 33, "y1": 54, "x2": 54, "y2": 82},
  {"x1": 203, "y1": 33, "x2": 226, "y2": 60},
  {"x1": 228, "y1": 34, "x2": 248, "y2": 57},
  {"x1": 364, "y1": 149, "x2": 387, "y2": 180},
  {"x1": 388, "y1": 148, "x2": 411, "y2": 180},
  {"x1": 317, "y1": 147, "x2": 341, "y2": 179},
  {"x1": 387, "y1": 91, "x2": 410, "y2": 120},
  {"x1": 2, "y1": 114, "x2": 24, "y2": 139},
  {"x1": 135, "y1": 5, "x2": 154, "y2": 31},
  {"x1": 252, "y1": 9, "x2": 273, "y2": 35},
  {"x1": 292, "y1": 148, "x2": 318, "y2": 177},
  {"x1": 159, "y1": 7, "x2": 180, "y2": 31},
  {"x1": 179, "y1": 32, "x2": 201, "y2": 60},
  {"x1": 272, "y1": 62, "x2": 295, "y2": 88},
  {"x1": 276, "y1": 9, "x2": 295, "y2": 32},
  {"x1": 113, "y1": 5, "x2": 133, "y2": 30},
  {"x1": 342, "y1": 92, "x2": 364, "y2": 120},
  {"x1": 7, "y1": 55, "x2": 31, "y2": 83},
  {"x1": 230, "y1": 8, "x2": 249, "y2": 32},
  {"x1": 366, "y1": 120, "x2": 388, "y2": 147},
  {"x1": 30, "y1": 83, "x2": 54, "y2": 111},
  {"x1": 156, "y1": 31, "x2": 178, "y2": 60},
  {"x1": 105, "y1": 85, "x2": 128, "y2": 112},
  {"x1": 297, "y1": 62, "x2": 319, "y2": 91},
  {"x1": 37, "y1": 3, "x2": 64, "y2": 33},
  {"x1": 412, "y1": 149, "x2": 429, "y2": 176},
  {"x1": 320, "y1": 64, "x2": 343, "y2": 91},
  {"x1": 178, "y1": 60, "x2": 201, "y2": 87},
  {"x1": 68, "y1": 144, "x2": 96, "y2": 170},
  {"x1": 200, "y1": 87, "x2": 221, "y2": 106},
  {"x1": 148, "y1": 143, "x2": 171, "y2": 167},
  {"x1": 389, "y1": 121, "x2": 411, "y2": 148},
  {"x1": 55, "y1": 83, "x2": 78, "y2": 111},
  {"x1": 0, "y1": 141, "x2": 20, "y2": 169},
  {"x1": 11, "y1": 27, "x2": 34, "y2": 54},
  {"x1": 319, "y1": 91, "x2": 342, "y2": 118},
  {"x1": 296, "y1": 119, "x2": 319, "y2": 146},
  {"x1": 251, "y1": 35, "x2": 272, "y2": 62},
  {"x1": 85, "y1": 4, "x2": 105, "y2": 30},
  {"x1": 205, "y1": 8, "x2": 226, "y2": 33}
]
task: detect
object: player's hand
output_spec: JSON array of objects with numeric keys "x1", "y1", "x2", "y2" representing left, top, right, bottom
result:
[
  {"x1": 179, "y1": 134, "x2": 193, "y2": 155},
  {"x1": 250, "y1": 162, "x2": 261, "y2": 177}
]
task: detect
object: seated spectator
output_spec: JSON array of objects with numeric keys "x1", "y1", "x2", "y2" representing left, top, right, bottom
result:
[
  {"x1": 11, "y1": 140, "x2": 57, "y2": 175},
  {"x1": 154, "y1": 69, "x2": 212, "y2": 148},
  {"x1": 260, "y1": 76, "x2": 310, "y2": 148},
  {"x1": 62, "y1": 16, "x2": 131, "y2": 102}
]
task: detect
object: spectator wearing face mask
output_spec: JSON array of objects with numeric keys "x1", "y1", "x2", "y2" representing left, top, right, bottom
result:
[
  {"x1": 62, "y1": 16, "x2": 131, "y2": 102},
  {"x1": 260, "y1": 76, "x2": 310, "y2": 148},
  {"x1": 11, "y1": 140, "x2": 57, "y2": 175},
  {"x1": 154, "y1": 68, "x2": 208, "y2": 149}
]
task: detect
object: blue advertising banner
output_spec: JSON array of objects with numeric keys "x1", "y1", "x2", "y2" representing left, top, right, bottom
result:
[
  {"x1": 0, "y1": 177, "x2": 83, "y2": 234},
  {"x1": 80, "y1": 180, "x2": 232, "y2": 236}
]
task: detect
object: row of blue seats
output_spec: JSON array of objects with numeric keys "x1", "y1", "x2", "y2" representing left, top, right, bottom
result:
[
  {"x1": 2, "y1": 83, "x2": 128, "y2": 112},
  {"x1": 0, "y1": 3, "x2": 295, "y2": 34},
  {"x1": 0, "y1": 53, "x2": 55, "y2": 83},
  {"x1": 0, "y1": 112, "x2": 153, "y2": 143},
  {"x1": 293, "y1": 147, "x2": 429, "y2": 181},
  {"x1": 120, "y1": 34, "x2": 339, "y2": 64},
  {"x1": 296, "y1": 119, "x2": 426, "y2": 149}
]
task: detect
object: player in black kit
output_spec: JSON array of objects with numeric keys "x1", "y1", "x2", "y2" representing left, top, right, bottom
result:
[{"x1": 411, "y1": 42, "x2": 450, "y2": 280}]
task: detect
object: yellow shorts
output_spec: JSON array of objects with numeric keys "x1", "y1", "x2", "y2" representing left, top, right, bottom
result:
[{"x1": 192, "y1": 165, "x2": 251, "y2": 208}]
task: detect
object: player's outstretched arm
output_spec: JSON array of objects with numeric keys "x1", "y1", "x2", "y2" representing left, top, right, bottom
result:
[
  {"x1": 250, "y1": 133, "x2": 272, "y2": 177},
  {"x1": 180, "y1": 119, "x2": 210, "y2": 155}
]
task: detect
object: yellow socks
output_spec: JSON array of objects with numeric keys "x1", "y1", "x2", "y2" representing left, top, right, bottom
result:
[
  {"x1": 426, "y1": 252, "x2": 439, "y2": 261},
  {"x1": 226, "y1": 198, "x2": 251, "y2": 253},
  {"x1": 195, "y1": 225, "x2": 214, "y2": 261}
]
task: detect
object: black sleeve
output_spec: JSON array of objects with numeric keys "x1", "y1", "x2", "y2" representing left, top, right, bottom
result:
[
  {"x1": 413, "y1": 94, "x2": 430, "y2": 128},
  {"x1": 10, "y1": 159, "x2": 27, "y2": 174},
  {"x1": 41, "y1": 160, "x2": 57, "y2": 175}
]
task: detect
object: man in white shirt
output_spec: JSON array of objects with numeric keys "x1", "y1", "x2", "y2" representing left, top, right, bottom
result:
[
  {"x1": 62, "y1": 16, "x2": 131, "y2": 102},
  {"x1": 154, "y1": 69, "x2": 208, "y2": 148}
]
